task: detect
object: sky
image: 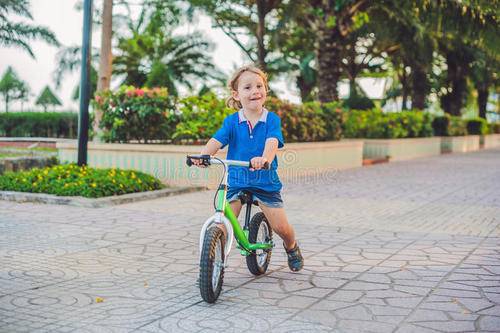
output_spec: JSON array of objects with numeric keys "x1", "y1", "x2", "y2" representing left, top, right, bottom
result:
[{"x1": 0, "y1": 0, "x2": 386, "y2": 111}]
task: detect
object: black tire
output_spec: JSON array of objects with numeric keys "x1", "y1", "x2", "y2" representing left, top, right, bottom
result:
[
  {"x1": 246, "y1": 212, "x2": 273, "y2": 275},
  {"x1": 199, "y1": 226, "x2": 225, "y2": 303}
]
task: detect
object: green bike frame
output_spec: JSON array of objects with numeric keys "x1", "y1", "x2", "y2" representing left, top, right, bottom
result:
[{"x1": 196, "y1": 157, "x2": 273, "y2": 264}]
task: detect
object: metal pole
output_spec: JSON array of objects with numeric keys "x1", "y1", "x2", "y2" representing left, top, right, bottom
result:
[{"x1": 77, "y1": 0, "x2": 93, "y2": 166}]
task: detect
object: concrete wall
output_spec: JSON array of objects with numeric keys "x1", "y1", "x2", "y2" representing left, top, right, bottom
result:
[
  {"x1": 57, "y1": 140, "x2": 364, "y2": 187},
  {"x1": 441, "y1": 136, "x2": 480, "y2": 153},
  {"x1": 482, "y1": 134, "x2": 500, "y2": 149},
  {"x1": 363, "y1": 137, "x2": 441, "y2": 162}
]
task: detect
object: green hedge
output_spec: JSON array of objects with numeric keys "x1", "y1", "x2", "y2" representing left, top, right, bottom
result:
[
  {"x1": 0, "y1": 163, "x2": 164, "y2": 198},
  {"x1": 171, "y1": 96, "x2": 343, "y2": 143},
  {"x1": 342, "y1": 109, "x2": 434, "y2": 139},
  {"x1": 466, "y1": 118, "x2": 489, "y2": 135},
  {"x1": 489, "y1": 123, "x2": 500, "y2": 134},
  {"x1": 431, "y1": 114, "x2": 467, "y2": 136},
  {"x1": 0, "y1": 112, "x2": 78, "y2": 138},
  {"x1": 268, "y1": 98, "x2": 343, "y2": 142},
  {"x1": 94, "y1": 88, "x2": 343, "y2": 143},
  {"x1": 94, "y1": 86, "x2": 177, "y2": 143},
  {"x1": 172, "y1": 93, "x2": 234, "y2": 143}
]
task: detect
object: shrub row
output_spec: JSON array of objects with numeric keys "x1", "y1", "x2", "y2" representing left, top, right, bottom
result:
[
  {"x1": 0, "y1": 163, "x2": 164, "y2": 198},
  {"x1": 95, "y1": 86, "x2": 177, "y2": 143},
  {"x1": 3, "y1": 87, "x2": 499, "y2": 142},
  {"x1": 93, "y1": 88, "x2": 343, "y2": 143},
  {"x1": 0, "y1": 112, "x2": 78, "y2": 138},
  {"x1": 432, "y1": 115, "x2": 493, "y2": 136},
  {"x1": 342, "y1": 109, "x2": 434, "y2": 139}
]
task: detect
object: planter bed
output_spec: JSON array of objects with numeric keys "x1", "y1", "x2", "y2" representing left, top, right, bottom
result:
[
  {"x1": 440, "y1": 135, "x2": 480, "y2": 153},
  {"x1": 57, "y1": 140, "x2": 364, "y2": 188},
  {"x1": 481, "y1": 134, "x2": 500, "y2": 149},
  {"x1": 0, "y1": 137, "x2": 68, "y2": 149},
  {"x1": 363, "y1": 137, "x2": 441, "y2": 162}
]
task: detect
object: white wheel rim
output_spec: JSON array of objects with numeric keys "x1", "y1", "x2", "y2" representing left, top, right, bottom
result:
[
  {"x1": 256, "y1": 221, "x2": 269, "y2": 267},
  {"x1": 212, "y1": 236, "x2": 223, "y2": 291}
]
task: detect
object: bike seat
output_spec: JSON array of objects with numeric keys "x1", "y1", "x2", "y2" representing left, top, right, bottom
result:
[{"x1": 238, "y1": 191, "x2": 259, "y2": 206}]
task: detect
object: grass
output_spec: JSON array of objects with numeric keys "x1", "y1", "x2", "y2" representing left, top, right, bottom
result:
[{"x1": 0, "y1": 153, "x2": 20, "y2": 158}]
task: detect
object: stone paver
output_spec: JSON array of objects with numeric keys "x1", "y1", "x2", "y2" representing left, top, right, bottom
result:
[{"x1": 1, "y1": 148, "x2": 499, "y2": 332}]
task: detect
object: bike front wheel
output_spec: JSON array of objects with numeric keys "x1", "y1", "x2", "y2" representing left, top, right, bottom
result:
[
  {"x1": 199, "y1": 226, "x2": 225, "y2": 303},
  {"x1": 246, "y1": 212, "x2": 273, "y2": 275}
]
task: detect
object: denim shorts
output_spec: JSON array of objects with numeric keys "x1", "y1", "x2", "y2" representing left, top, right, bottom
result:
[{"x1": 226, "y1": 187, "x2": 284, "y2": 208}]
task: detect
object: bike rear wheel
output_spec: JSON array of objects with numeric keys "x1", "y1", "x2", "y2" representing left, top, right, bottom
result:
[
  {"x1": 246, "y1": 212, "x2": 272, "y2": 275},
  {"x1": 199, "y1": 226, "x2": 225, "y2": 303}
]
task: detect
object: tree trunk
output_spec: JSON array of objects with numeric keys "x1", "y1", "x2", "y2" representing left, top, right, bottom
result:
[
  {"x1": 399, "y1": 65, "x2": 409, "y2": 110},
  {"x1": 97, "y1": 0, "x2": 113, "y2": 92},
  {"x1": 477, "y1": 83, "x2": 488, "y2": 119},
  {"x1": 317, "y1": 19, "x2": 341, "y2": 103},
  {"x1": 410, "y1": 64, "x2": 429, "y2": 110},
  {"x1": 349, "y1": 79, "x2": 357, "y2": 98},
  {"x1": 441, "y1": 52, "x2": 468, "y2": 116},
  {"x1": 94, "y1": 0, "x2": 113, "y2": 139},
  {"x1": 296, "y1": 75, "x2": 314, "y2": 102},
  {"x1": 256, "y1": 0, "x2": 267, "y2": 71}
]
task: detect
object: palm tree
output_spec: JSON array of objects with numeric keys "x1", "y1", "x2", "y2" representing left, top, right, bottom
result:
[
  {"x1": 0, "y1": 0, "x2": 59, "y2": 57},
  {"x1": 0, "y1": 66, "x2": 28, "y2": 112},
  {"x1": 114, "y1": 32, "x2": 220, "y2": 96},
  {"x1": 113, "y1": 2, "x2": 222, "y2": 96},
  {"x1": 57, "y1": 1, "x2": 222, "y2": 98}
]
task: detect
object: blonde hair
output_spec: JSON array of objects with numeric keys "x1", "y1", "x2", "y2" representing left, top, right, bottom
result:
[{"x1": 226, "y1": 65, "x2": 269, "y2": 109}]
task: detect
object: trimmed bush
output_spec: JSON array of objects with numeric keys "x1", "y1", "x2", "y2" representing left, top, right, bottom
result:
[
  {"x1": 432, "y1": 114, "x2": 467, "y2": 136},
  {"x1": 0, "y1": 163, "x2": 164, "y2": 198},
  {"x1": 0, "y1": 112, "x2": 78, "y2": 138},
  {"x1": 343, "y1": 109, "x2": 433, "y2": 139},
  {"x1": 432, "y1": 116, "x2": 449, "y2": 136},
  {"x1": 466, "y1": 118, "x2": 489, "y2": 135},
  {"x1": 399, "y1": 111, "x2": 434, "y2": 137},
  {"x1": 268, "y1": 98, "x2": 343, "y2": 142},
  {"x1": 94, "y1": 86, "x2": 178, "y2": 143},
  {"x1": 175, "y1": 96, "x2": 343, "y2": 143},
  {"x1": 343, "y1": 94, "x2": 375, "y2": 110},
  {"x1": 489, "y1": 123, "x2": 500, "y2": 134},
  {"x1": 172, "y1": 93, "x2": 233, "y2": 143},
  {"x1": 448, "y1": 117, "x2": 467, "y2": 136}
]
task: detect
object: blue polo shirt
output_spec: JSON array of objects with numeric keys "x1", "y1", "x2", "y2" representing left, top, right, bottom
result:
[{"x1": 212, "y1": 108, "x2": 284, "y2": 192}]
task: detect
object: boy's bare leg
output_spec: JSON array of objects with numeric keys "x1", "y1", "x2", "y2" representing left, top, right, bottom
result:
[
  {"x1": 230, "y1": 200, "x2": 243, "y2": 218},
  {"x1": 258, "y1": 205, "x2": 296, "y2": 250}
]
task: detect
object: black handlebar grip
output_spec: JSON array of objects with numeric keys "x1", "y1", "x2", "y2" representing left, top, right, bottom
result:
[{"x1": 186, "y1": 156, "x2": 193, "y2": 167}]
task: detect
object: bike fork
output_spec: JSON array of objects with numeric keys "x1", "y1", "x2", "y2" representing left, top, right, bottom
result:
[{"x1": 198, "y1": 213, "x2": 234, "y2": 267}]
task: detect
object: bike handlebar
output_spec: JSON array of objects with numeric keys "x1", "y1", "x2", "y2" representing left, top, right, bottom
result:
[{"x1": 186, "y1": 154, "x2": 270, "y2": 169}]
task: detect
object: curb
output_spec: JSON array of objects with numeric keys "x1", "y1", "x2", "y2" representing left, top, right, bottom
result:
[{"x1": 0, "y1": 186, "x2": 206, "y2": 208}]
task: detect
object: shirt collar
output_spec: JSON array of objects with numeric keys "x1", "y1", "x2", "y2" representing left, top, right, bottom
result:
[{"x1": 238, "y1": 108, "x2": 268, "y2": 123}]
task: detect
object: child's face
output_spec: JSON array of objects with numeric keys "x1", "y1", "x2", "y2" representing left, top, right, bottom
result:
[{"x1": 232, "y1": 71, "x2": 267, "y2": 112}]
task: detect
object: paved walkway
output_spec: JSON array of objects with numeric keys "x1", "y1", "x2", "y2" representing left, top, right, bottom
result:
[{"x1": 1, "y1": 148, "x2": 499, "y2": 333}]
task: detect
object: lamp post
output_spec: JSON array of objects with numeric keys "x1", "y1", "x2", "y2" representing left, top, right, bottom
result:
[{"x1": 77, "y1": 0, "x2": 93, "y2": 166}]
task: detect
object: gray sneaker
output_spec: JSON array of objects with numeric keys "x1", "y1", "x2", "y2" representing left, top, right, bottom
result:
[{"x1": 284, "y1": 242, "x2": 304, "y2": 272}]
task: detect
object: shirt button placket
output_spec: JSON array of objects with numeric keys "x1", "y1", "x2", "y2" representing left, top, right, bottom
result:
[{"x1": 247, "y1": 120, "x2": 254, "y2": 139}]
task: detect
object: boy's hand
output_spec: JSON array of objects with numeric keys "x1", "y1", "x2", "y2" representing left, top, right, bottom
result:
[
  {"x1": 191, "y1": 155, "x2": 207, "y2": 167},
  {"x1": 250, "y1": 157, "x2": 268, "y2": 171}
]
